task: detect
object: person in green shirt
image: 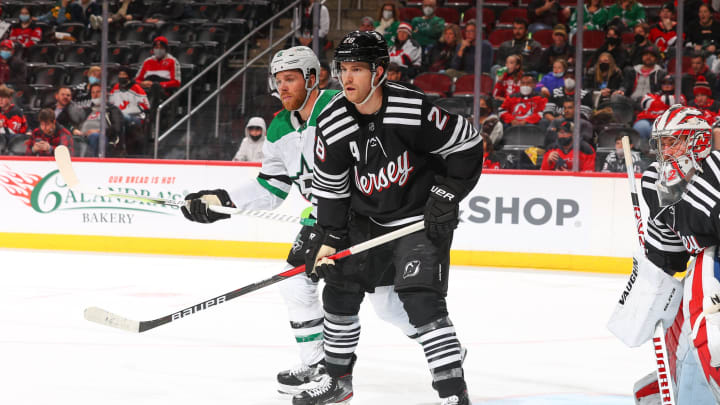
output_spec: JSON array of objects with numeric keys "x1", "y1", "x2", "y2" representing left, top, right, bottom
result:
[
  {"x1": 373, "y1": 1, "x2": 400, "y2": 46},
  {"x1": 410, "y1": 0, "x2": 445, "y2": 48},
  {"x1": 607, "y1": 0, "x2": 646, "y2": 30},
  {"x1": 568, "y1": 0, "x2": 609, "y2": 34}
]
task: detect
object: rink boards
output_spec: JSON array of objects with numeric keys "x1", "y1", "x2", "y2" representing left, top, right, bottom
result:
[{"x1": 0, "y1": 157, "x2": 644, "y2": 273}]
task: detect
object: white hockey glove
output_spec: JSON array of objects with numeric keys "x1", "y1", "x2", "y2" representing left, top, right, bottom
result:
[{"x1": 607, "y1": 253, "x2": 683, "y2": 347}]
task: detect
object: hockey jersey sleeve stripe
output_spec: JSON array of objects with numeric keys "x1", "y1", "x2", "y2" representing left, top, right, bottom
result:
[
  {"x1": 682, "y1": 193, "x2": 711, "y2": 217},
  {"x1": 258, "y1": 172, "x2": 292, "y2": 185},
  {"x1": 705, "y1": 153, "x2": 720, "y2": 182},
  {"x1": 322, "y1": 115, "x2": 354, "y2": 135},
  {"x1": 688, "y1": 181, "x2": 720, "y2": 209},
  {"x1": 312, "y1": 188, "x2": 351, "y2": 199},
  {"x1": 256, "y1": 177, "x2": 289, "y2": 199},
  {"x1": 646, "y1": 224, "x2": 686, "y2": 252},
  {"x1": 318, "y1": 106, "x2": 348, "y2": 129},
  {"x1": 693, "y1": 176, "x2": 720, "y2": 201},
  {"x1": 646, "y1": 222, "x2": 683, "y2": 244},
  {"x1": 313, "y1": 166, "x2": 350, "y2": 181},
  {"x1": 388, "y1": 96, "x2": 422, "y2": 105},
  {"x1": 437, "y1": 132, "x2": 482, "y2": 159},
  {"x1": 327, "y1": 124, "x2": 359, "y2": 145},
  {"x1": 430, "y1": 116, "x2": 464, "y2": 155},
  {"x1": 383, "y1": 117, "x2": 421, "y2": 126},
  {"x1": 386, "y1": 106, "x2": 422, "y2": 115}
]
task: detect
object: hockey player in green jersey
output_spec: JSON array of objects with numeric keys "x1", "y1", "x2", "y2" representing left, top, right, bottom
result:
[{"x1": 181, "y1": 46, "x2": 416, "y2": 396}]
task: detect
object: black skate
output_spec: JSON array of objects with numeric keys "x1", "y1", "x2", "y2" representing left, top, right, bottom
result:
[
  {"x1": 277, "y1": 361, "x2": 328, "y2": 395},
  {"x1": 440, "y1": 390, "x2": 470, "y2": 405},
  {"x1": 291, "y1": 374, "x2": 353, "y2": 405}
]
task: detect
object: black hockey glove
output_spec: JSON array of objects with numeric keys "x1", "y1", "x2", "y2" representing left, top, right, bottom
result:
[
  {"x1": 304, "y1": 226, "x2": 349, "y2": 282},
  {"x1": 424, "y1": 177, "x2": 461, "y2": 244},
  {"x1": 181, "y1": 189, "x2": 235, "y2": 223}
]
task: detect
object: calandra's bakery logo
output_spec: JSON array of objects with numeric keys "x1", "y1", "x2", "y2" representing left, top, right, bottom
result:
[{"x1": 0, "y1": 165, "x2": 184, "y2": 219}]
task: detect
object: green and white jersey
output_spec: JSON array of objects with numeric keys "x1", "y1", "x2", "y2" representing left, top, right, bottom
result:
[{"x1": 228, "y1": 89, "x2": 339, "y2": 214}]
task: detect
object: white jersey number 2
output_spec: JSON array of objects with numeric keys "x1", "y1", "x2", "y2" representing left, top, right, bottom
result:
[{"x1": 428, "y1": 106, "x2": 448, "y2": 131}]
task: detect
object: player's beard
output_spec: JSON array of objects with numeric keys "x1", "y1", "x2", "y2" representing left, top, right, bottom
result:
[{"x1": 281, "y1": 89, "x2": 308, "y2": 111}]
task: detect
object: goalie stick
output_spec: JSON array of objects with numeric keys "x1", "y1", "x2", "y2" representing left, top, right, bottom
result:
[
  {"x1": 621, "y1": 136, "x2": 677, "y2": 405},
  {"x1": 53, "y1": 145, "x2": 298, "y2": 221},
  {"x1": 84, "y1": 220, "x2": 425, "y2": 333}
]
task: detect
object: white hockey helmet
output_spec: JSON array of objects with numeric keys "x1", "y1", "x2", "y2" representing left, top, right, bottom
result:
[
  {"x1": 270, "y1": 46, "x2": 321, "y2": 111},
  {"x1": 650, "y1": 104, "x2": 712, "y2": 206}
]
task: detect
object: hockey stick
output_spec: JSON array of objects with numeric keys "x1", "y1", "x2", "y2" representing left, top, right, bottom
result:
[
  {"x1": 53, "y1": 145, "x2": 299, "y2": 221},
  {"x1": 621, "y1": 136, "x2": 677, "y2": 405},
  {"x1": 84, "y1": 220, "x2": 425, "y2": 333}
]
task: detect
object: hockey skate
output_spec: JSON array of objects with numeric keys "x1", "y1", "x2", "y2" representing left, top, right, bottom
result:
[
  {"x1": 291, "y1": 373, "x2": 353, "y2": 405},
  {"x1": 277, "y1": 361, "x2": 328, "y2": 395},
  {"x1": 440, "y1": 390, "x2": 470, "y2": 405}
]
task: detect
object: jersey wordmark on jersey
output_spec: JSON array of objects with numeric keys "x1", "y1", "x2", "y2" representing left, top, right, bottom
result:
[{"x1": 312, "y1": 82, "x2": 483, "y2": 229}]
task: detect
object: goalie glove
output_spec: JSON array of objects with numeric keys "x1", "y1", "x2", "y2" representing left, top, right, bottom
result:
[
  {"x1": 424, "y1": 177, "x2": 461, "y2": 243},
  {"x1": 607, "y1": 253, "x2": 683, "y2": 347},
  {"x1": 303, "y1": 226, "x2": 348, "y2": 282},
  {"x1": 181, "y1": 189, "x2": 235, "y2": 223}
]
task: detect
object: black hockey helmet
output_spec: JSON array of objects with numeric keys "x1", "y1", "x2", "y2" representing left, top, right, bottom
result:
[
  {"x1": 333, "y1": 30, "x2": 389, "y2": 75},
  {"x1": 333, "y1": 30, "x2": 389, "y2": 104}
]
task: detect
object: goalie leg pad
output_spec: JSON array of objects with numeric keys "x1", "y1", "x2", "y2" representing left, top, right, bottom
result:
[{"x1": 607, "y1": 254, "x2": 683, "y2": 347}]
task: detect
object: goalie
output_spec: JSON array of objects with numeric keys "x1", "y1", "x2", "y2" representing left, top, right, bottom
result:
[{"x1": 608, "y1": 105, "x2": 720, "y2": 404}]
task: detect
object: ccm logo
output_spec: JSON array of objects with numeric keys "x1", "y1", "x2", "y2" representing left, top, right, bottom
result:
[{"x1": 431, "y1": 186, "x2": 455, "y2": 200}]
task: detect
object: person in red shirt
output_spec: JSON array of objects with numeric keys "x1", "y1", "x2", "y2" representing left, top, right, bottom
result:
[
  {"x1": 540, "y1": 121, "x2": 595, "y2": 171},
  {"x1": 9, "y1": 7, "x2": 42, "y2": 48},
  {"x1": 499, "y1": 73, "x2": 547, "y2": 127},
  {"x1": 0, "y1": 85, "x2": 27, "y2": 139},
  {"x1": 26, "y1": 108, "x2": 73, "y2": 156},
  {"x1": 135, "y1": 36, "x2": 180, "y2": 126},
  {"x1": 648, "y1": 3, "x2": 682, "y2": 56},
  {"x1": 492, "y1": 54, "x2": 523, "y2": 104}
]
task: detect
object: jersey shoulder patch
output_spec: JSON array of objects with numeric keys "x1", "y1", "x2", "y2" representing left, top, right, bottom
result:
[{"x1": 266, "y1": 109, "x2": 294, "y2": 143}]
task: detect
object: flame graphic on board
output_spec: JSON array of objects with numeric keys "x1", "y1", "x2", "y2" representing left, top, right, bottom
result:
[{"x1": 0, "y1": 165, "x2": 42, "y2": 206}]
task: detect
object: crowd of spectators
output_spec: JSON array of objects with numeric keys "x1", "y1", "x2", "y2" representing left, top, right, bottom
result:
[
  {"x1": 0, "y1": 0, "x2": 278, "y2": 158},
  {"x1": 360, "y1": 0, "x2": 720, "y2": 173}
]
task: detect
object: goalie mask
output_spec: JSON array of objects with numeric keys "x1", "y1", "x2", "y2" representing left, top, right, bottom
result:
[
  {"x1": 270, "y1": 46, "x2": 321, "y2": 111},
  {"x1": 650, "y1": 104, "x2": 712, "y2": 206},
  {"x1": 332, "y1": 30, "x2": 389, "y2": 105}
]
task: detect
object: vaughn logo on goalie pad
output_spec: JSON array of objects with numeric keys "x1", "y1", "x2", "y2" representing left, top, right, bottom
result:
[
  {"x1": 403, "y1": 260, "x2": 421, "y2": 279},
  {"x1": 171, "y1": 296, "x2": 226, "y2": 320},
  {"x1": 618, "y1": 258, "x2": 639, "y2": 305}
]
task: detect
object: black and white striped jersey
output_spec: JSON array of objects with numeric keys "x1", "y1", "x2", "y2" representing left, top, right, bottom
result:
[
  {"x1": 641, "y1": 152, "x2": 720, "y2": 273},
  {"x1": 312, "y1": 82, "x2": 483, "y2": 230}
]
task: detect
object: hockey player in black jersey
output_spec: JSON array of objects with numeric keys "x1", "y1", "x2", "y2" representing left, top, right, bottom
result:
[
  {"x1": 293, "y1": 31, "x2": 482, "y2": 405},
  {"x1": 608, "y1": 105, "x2": 720, "y2": 403}
]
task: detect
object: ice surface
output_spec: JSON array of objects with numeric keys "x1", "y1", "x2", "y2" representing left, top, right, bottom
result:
[{"x1": 0, "y1": 249, "x2": 650, "y2": 404}]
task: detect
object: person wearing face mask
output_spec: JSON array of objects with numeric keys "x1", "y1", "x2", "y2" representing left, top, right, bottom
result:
[
  {"x1": 590, "y1": 25, "x2": 628, "y2": 69},
  {"x1": 626, "y1": 23, "x2": 650, "y2": 67},
  {"x1": 478, "y1": 94, "x2": 503, "y2": 146},
  {"x1": 73, "y1": 65, "x2": 101, "y2": 107},
  {"x1": 232, "y1": 116, "x2": 266, "y2": 162},
  {"x1": 543, "y1": 68, "x2": 593, "y2": 123},
  {"x1": 410, "y1": 0, "x2": 445, "y2": 49},
  {"x1": 538, "y1": 59, "x2": 568, "y2": 97},
  {"x1": 622, "y1": 45, "x2": 666, "y2": 102},
  {"x1": 373, "y1": 1, "x2": 399, "y2": 45},
  {"x1": 110, "y1": 67, "x2": 150, "y2": 156},
  {"x1": 135, "y1": 36, "x2": 180, "y2": 127},
  {"x1": 499, "y1": 73, "x2": 547, "y2": 128},
  {"x1": 78, "y1": 83, "x2": 125, "y2": 156},
  {"x1": 601, "y1": 134, "x2": 642, "y2": 173},
  {"x1": 586, "y1": 52, "x2": 625, "y2": 105},
  {"x1": 633, "y1": 74, "x2": 685, "y2": 139},
  {"x1": 539, "y1": 25, "x2": 574, "y2": 74},
  {"x1": 0, "y1": 40, "x2": 26, "y2": 89},
  {"x1": 540, "y1": 121, "x2": 595, "y2": 171},
  {"x1": 9, "y1": 7, "x2": 42, "y2": 48}
]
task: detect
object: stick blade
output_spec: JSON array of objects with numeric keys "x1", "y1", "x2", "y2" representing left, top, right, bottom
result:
[
  {"x1": 84, "y1": 306, "x2": 140, "y2": 333},
  {"x1": 53, "y1": 145, "x2": 80, "y2": 189}
]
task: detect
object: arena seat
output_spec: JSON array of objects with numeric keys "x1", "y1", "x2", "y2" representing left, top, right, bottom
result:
[
  {"x1": 453, "y1": 73, "x2": 493, "y2": 96},
  {"x1": 399, "y1": 7, "x2": 422, "y2": 23},
  {"x1": 7, "y1": 134, "x2": 30, "y2": 156},
  {"x1": 29, "y1": 65, "x2": 66, "y2": 87},
  {"x1": 25, "y1": 43, "x2": 58, "y2": 65},
  {"x1": 435, "y1": 7, "x2": 460, "y2": 25},
  {"x1": 57, "y1": 43, "x2": 96, "y2": 66},
  {"x1": 413, "y1": 73, "x2": 453, "y2": 98},
  {"x1": 488, "y1": 29, "x2": 513, "y2": 48}
]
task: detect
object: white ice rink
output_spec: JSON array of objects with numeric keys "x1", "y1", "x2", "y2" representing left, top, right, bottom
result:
[{"x1": 0, "y1": 249, "x2": 654, "y2": 405}]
